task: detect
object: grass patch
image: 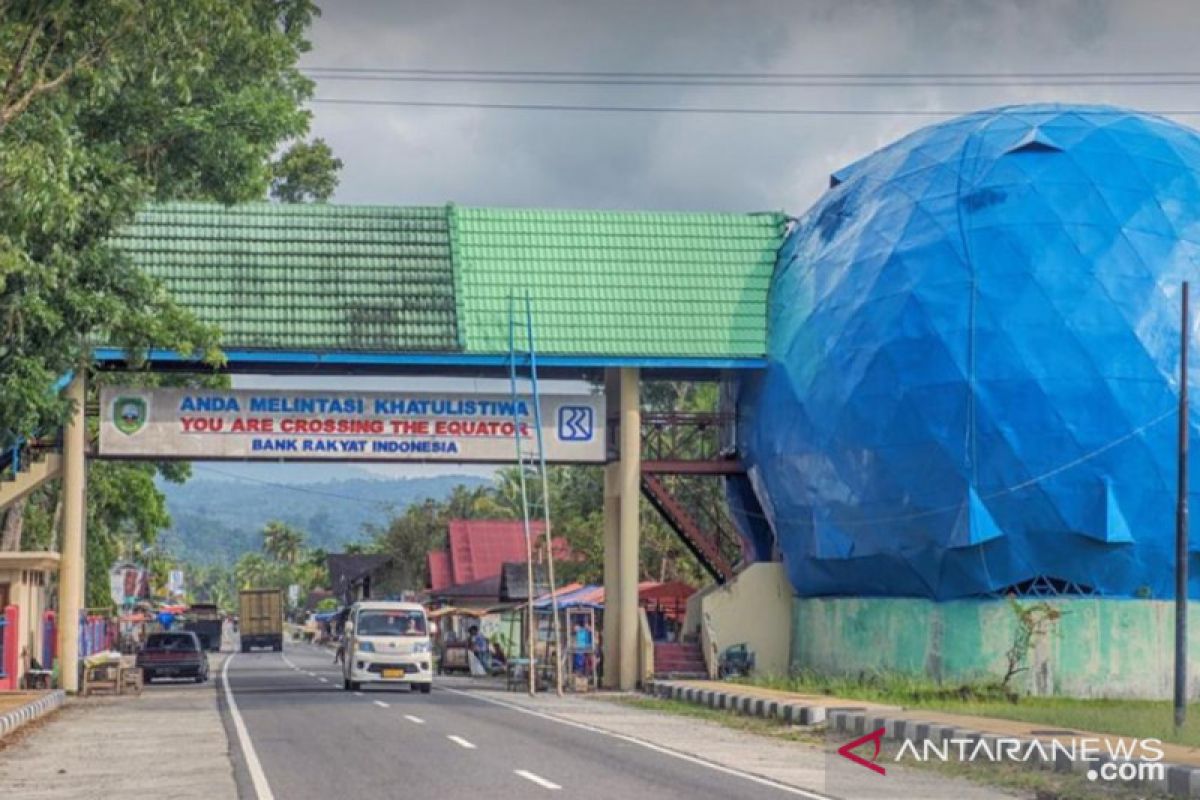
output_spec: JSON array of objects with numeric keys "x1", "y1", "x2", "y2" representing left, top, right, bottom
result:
[
  {"x1": 740, "y1": 672, "x2": 1200, "y2": 748},
  {"x1": 603, "y1": 694, "x2": 823, "y2": 745}
]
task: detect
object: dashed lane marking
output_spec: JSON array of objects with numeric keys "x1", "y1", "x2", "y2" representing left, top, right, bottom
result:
[
  {"x1": 515, "y1": 770, "x2": 561, "y2": 790},
  {"x1": 318, "y1": 677, "x2": 328, "y2": 683},
  {"x1": 374, "y1": 700, "x2": 390, "y2": 708},
  {"x1": 447, "y1": 735, "x2": 477, "y2": 749},
  {"x1": 404, "y1": 714, "x2": 425, "y2": 724},
  {"x1": 440, "y1": 687, "x2": 831, "y2": 800}
]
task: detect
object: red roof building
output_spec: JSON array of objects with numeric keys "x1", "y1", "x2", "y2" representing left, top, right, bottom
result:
[
  {"x1": 426, "y1": 519, "x2": 569, "y2": 592},
  {"x1": 427, "y1": 551, "x2": 453, "y2": 593}
]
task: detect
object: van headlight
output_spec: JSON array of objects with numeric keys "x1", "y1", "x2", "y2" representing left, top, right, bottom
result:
[
  {"x1": 412, "y1": 641, "x2": 431, "y2": 654},
  {"x1": 357, "y1": 641, "x2": 375, "y2": 653}
]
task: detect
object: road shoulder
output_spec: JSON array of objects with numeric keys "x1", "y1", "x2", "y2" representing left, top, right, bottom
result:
[
  {"x1": 439, "y1": 677, "x2": 1018, "y2": 800},
  {"x1": 0, "y1": 654, "x2": 237, "y2": 800}
]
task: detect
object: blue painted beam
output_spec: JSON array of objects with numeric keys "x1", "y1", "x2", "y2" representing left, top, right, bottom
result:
[{"x1": 91, "y1": 347, "x2": 766, "y2": 372}]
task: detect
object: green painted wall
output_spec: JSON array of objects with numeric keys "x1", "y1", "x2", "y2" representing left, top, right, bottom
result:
[{"x1": 792, "y1": 597, "x2": 1200, "y2": 699}]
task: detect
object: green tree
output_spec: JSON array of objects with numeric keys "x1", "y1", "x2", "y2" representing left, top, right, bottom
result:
[
  {"x1": 1, "y1": 1, "x2": 321, "y2": 452},
  {"x1": 2, "y1": 3, "x2": 333, "y2": 596},
  {"x1": 234, "y1": 551, "x2": 277, "y2": 590},
  {"x1": 270, "y1": 137, "x2": 342, "y2": 202},
  {"x1": 262, "y1": 520, "x2": 304, "y2": 565},
  {"x1": 366, "y1": 499, "x2": 444, "y2": 593}
]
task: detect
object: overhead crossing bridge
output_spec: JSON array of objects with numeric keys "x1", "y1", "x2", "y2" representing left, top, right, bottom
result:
[{"x1": 3, "y1": 201, "x2": 788, "y2": 692}]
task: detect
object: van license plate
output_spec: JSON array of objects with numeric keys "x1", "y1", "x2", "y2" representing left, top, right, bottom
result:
[{"x1": 383, "y1": 668, "x2": 404, "y2": 678}]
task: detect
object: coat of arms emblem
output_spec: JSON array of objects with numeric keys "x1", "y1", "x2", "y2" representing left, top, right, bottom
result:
[{"x1": 113, "y1": 397, "x2": 147, "y2": 435}]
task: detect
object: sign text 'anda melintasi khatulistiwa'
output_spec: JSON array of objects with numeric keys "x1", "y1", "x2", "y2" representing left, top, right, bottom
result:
[{"x1": 97, "y1": 387, "x2": 604, "y2": 463}]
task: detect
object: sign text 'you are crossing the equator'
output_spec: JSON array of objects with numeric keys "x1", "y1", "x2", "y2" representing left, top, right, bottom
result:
[{"x1": 98, "y1": 388, "x2": 604, "y2": 463}]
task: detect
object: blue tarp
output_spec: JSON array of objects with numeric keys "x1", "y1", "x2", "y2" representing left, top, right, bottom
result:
[
  {"x1": 532, "y1": 585, "x2": 603, "y2": 610},
  {"x1": 739, "y1": 104, "x2": 1200, "y2": 600}
]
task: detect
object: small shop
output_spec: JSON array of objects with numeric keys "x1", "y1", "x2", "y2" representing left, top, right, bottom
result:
[{"x1": 0, "y1": 551, "x2": 60, "y2": 690}]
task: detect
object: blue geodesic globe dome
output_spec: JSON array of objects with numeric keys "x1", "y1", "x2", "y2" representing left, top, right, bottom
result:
[{"x1": 739, "y1": 104, "x2": 1200, "y2": 600}]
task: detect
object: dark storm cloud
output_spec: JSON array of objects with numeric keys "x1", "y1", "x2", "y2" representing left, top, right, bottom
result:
[{"x1": 302, "y1": 0, "x2": 1200, "y2": 214}]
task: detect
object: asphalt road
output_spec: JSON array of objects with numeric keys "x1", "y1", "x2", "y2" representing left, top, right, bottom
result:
[{"x1": 222, "y1": 642, "x2": 823, "y2": 800}]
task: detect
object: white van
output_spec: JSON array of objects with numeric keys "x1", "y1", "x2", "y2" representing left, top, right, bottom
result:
[{"x1": 341, "y1": 601, "x2": 433, "y2": 693}]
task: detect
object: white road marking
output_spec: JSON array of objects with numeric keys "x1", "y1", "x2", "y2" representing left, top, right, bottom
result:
[
  {"x1": 318, "y1": 677, "x2": 328, "y2": 683},
  {"x1": 440, "y1": 688, "x2": 831, "y2": 800},
  {"x1": 306, "y1": 671, "x2": 316, "y2": 677},
  {"x1": 354, "y1": 692, "x2": 364, "y2": 697},
  {"x1": 447, "y1": 735, "x2": 477, "y2": 749},
  {"x1": 403, "y1": 714, "x2": 425, "y2": 724},
  {"x1": 374, "y1": 700, "x2": 390, "y2": 708},
  {"x1": 222, "y1": 655, "x2": 275, "y2": 800},
  {"x1": 515, "y1": 770, "x2": 561, "y2": 790},
  {"x1": 281, "y1": 654, "x2": 298, "y2": 670}
]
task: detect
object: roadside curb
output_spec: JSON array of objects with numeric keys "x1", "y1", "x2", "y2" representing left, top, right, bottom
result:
[
  {"x1": 645, "y1": 680, "x2": 1200, "y2": 798},
  {"x1": 0, "y1": 691, "x2": 66, "y2": 740}
]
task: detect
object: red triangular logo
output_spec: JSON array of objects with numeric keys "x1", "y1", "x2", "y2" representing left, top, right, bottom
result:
[{"x1": 837, "y1": 727, "x2": 887, "y2": 775}]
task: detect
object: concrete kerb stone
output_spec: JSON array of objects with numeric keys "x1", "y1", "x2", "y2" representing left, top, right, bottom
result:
[
  {"x1": 0, "y1": 691, "x2": 66, "y2": 740},
  {"x1": 640, "y1": 681, "x2": 1200, "y2": 799},
  {"x1": 1165, "y1": 763, "x2": 1200, "y2": 798}
]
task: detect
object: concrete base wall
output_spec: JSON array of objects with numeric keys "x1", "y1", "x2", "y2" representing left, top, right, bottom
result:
[
  {"x1": 793, "y1": 596, "x2": 1200, "y2": 699},
  {"x1": 683, "y1": 563, "x2": 793, "y2": 677}
]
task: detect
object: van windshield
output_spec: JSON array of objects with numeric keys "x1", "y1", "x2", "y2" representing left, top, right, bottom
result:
[{"x1": 356, "y1": 609, "x2": 427, "y2": 637}]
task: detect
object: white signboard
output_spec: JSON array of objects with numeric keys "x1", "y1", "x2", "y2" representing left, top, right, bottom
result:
[
  {"x1": 168, "y1": 569, "x2": 186, "y2": 597},
  {"x1": 110, "y1": 561, "x2": 147, "y2": 606},
  {"x1": 99, "y1": 387, "x2": 604, "y2": 463}
]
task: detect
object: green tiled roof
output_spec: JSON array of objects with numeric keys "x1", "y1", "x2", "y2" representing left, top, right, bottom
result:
[
  {"x1": 112, "y1": 202, "x2": 459, "y2": 352},
  {"x1": 112, "y1": 202, "x2": 787, "y2": 360},
  {"x1": 450, "y1": 206, "x2": 786, "y2": 357}
]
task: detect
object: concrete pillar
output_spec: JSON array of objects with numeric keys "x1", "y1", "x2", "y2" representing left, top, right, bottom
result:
[
  {"x1": 58, "y1": 373, "x2": 86, "y2": 693},
  {"x1": 617, "y1": 367, "x2": 641, "y2": 690},
  {"x1": 602, "y1": 370, "x2": 620, "y2": 689}
]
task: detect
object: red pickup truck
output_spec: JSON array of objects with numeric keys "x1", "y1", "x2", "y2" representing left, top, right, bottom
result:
[{"x1": 136, "y1": 631, "x2": 210, "y2": 683}]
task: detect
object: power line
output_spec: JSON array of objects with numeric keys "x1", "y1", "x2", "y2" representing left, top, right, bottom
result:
[
  {"x1": 303, "y1": 71, "x2": 1200, "y2": 89},
  {"x1": 312, "y1": 97, "x2": 1200, "y2": 117},
  {"x1": 305, "y1": 66, "x2": 1200, "y2": 80}
]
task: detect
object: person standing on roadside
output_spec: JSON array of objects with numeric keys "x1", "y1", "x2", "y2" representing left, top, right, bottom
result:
[{"x1": 469, "y1": 625, "x2": 490, "y2": 673}]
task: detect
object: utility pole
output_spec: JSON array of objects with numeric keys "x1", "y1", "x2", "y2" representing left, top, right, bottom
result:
[{"x1": 1177, "y1": 280, "x2": 1190, "y2": 730}]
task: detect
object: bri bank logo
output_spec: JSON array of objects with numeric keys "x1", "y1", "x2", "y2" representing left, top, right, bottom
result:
[{"x1": 836, "y1": 727, "x2": 1166, "y2": 785}]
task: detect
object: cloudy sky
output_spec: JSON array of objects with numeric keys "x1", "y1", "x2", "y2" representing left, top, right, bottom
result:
[
  {"x1": 204, "y1": 1, "x2": 1200, "y2": 485},
  {"x1": 299, "y1": 0, "x2": 1200, "y2": 215}
]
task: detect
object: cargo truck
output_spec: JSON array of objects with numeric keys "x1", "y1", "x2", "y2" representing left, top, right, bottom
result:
[
  {"x1": 184, "y1": 603, "x2": 224, "y2": 652},
  {"x1": 238, "y1": 588, "x2": 284, "y2": 652}
]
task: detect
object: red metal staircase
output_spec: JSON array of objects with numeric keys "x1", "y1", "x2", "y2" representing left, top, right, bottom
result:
[
  {"x1": 640, "y1": 474, "x2": 736, "y2": 583},
  {"x1": 634, "y1": 413, "x2": 745, "y2": 584},
  {"x1": 652, "y1": 640, "x2": 708, "y2": 679}
]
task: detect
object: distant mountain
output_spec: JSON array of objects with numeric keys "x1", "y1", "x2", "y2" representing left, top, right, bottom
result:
[{"x1": 157, "y1": 473, "x2": 489, "y2": 565}]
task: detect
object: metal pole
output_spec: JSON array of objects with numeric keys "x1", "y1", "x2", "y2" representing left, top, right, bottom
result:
[
  {"x1": 1177, "y1": 280, "x2": 1190, "y2": 730},
  {"x1": 508, "y1": 293, "x2": 537, "y2": 696},
  {"x1": 525, "y1": 292, "x2": 564, "y2": 696}
]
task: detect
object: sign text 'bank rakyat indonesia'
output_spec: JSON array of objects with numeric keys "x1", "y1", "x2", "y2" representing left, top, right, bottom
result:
[{"x1": 98, "y1": 388, "x2": 604, "y2": 463}]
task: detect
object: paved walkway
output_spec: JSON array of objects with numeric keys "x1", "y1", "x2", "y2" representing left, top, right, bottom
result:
[
  {"x1": 670, "y1": 679, "x2": 1200, "y2": 767},
  {"x1": 0, "y1": 656, "x2": 235, "y2": 800}
]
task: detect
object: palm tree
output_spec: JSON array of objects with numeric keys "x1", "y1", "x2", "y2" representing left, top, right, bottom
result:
[
  {"x1": 234, "y1": 552, "x2": 274, "y2": 589},
  {"x1": 262, "y1": 521, "x2": 305, "y2": 565}
]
